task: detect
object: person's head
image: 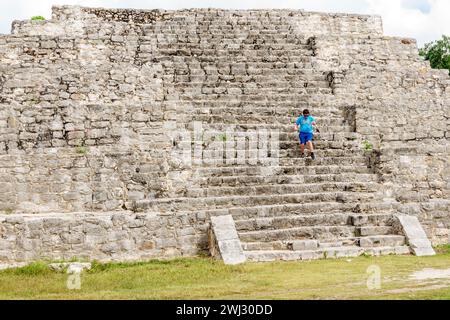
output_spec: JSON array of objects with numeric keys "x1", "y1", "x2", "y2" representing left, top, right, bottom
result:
[{"x1": 303, "y1": 109, "x2": 310, "y2": 118}]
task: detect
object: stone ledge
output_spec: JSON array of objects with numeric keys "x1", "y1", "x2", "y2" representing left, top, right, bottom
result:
[{"x1": 0, "y1": 211, "x2": 205, "y2": 264}]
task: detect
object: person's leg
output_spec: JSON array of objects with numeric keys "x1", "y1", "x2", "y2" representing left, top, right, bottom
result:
[
  {"x1": 299, "y1": 133, "x2": 306, "y2": 156},
  {"x1": 306, "y1": 134, "x2": 315, "y2": 159}
]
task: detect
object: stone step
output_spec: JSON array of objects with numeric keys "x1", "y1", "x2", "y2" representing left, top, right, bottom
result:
[
  {"x1": 191, "y1": 113, "x2": 347, "y2": 126},
  {"x1": 170, "y1": 76, "x2": 330, "y2": 87},
  {"x1": 194, "y1": 173, "x2": 379, "y2": 187},
  {"x1": 186, "y1": 100, "x2": 341, "y2": 109},
  {"x1": 349, "y1": 214, "x2": 396, "y2": 227},
  {"x1": 188, "y1": 123, "x2": 353, "y2": 132},
  {"x1": 359, "y1": 235, "x2": 406, "y2": 248},
  {"x1": 193, "y1": 113, "x2": 347, "y2": 124},
  {"x1": 238, "y1": 225, "x2": 357, "y2": 242},
  {"x1": 183, "y1": 138, "x2": 361, "y2": 149},
  {"x1": 156, "y1": 57, "x2": 315, "y2": 66},
  {"x1": 188, "y1": 105, "x2": 344, "y2": 114},
  {"x1": 241, "y1": 235, "x2": 406, "y2": 251},
  {"x1": 244, "y1": 246, "x2": 411, "y2": 262},
  {"x1": 198, "y1": 149, "x2": 367, "y2": 161},
  {"x1": 156, "y1": 43, "x2": 311, "y2": 50},
  {"x1": 156, "y1": 58, "x2": 314, "y2": 68},
  {"x1": 171, "y1": 80, "x2": 330, "y2": 89},
  {"x1": 186, "y1": 182, "x2": 380, "y2": 198},
  {"x1": 143, "y1": 30, "x2": 309, "y2": 41},
  {"x1": 154, "y1": 48, "x2": 314, "y2": 57},
  {"x1": 194, "y1": 156, "x2": 369, "y2": 167},
  {"x1": 153, "y1": 34, "x2": 307, "y2": 42},
  {"x1": 224, "y1": 202, "x2": 396, "y2": 220},
  {"x1": 146, "y1": 30, "x2": 308, "y2": 38},
  {"x1": 355, "y1": 226, "x2": 394, "y2": 236},
  {"x1": 235, "y1": 214, "x2": 395, "y2": 233},
  {"x1": 177, "y1": 87, "x2": 333, "y2": 95},
  {"x1": 163, "y1": 63, "x2": 323, "y2": 74},
  {"x1": 189, "y1": 102, "x2": 342, "y2": 110},
  {"x1": 278, "y1": 145, "x2": 363, "y2": 156},
  {"x1": 173, "y1": 73, "x2": 327, "y2": 82},
  {"x1": 190, "y1": 116, "x2": 344, "y2": 127},
  {"x1": 278, "y1": 141, "x2": 361, "y2": 150},
  {"x1": 186, "y1": 131, "x2": 359, "y2": 142},
  {"x1": 165, "y1": 68, "x2": 329, "y2": 78},
  {"x1": 143, "y1": 29, "x2": 310, "y2": 39},
  {"x1": 190, "y1": 158, "x2": 369, "y2": 168},
  {"x1": 279, "y1": 156, "x2": 368, "y2": 166},
  {"x1": 363, "y1": 246, "x2": 411, "y2": 257},
  {"x1": 142, "y1": 24, "x2": 309, "y2": 31},
  {"x1": 195, "y1": 165, "x2": 373, "y2": 177},
  {"x1": 195, "y1": 140, "x2": 361, "y2": 149},
  {"x1": 177, "y1": 92, "x2": 334, "y2": 101},
  {"x1": 134, "y1": 191, "x2": 379, "y2": 212},
  {"x1": 279, "y1": 132, "x2": 360, "y2": 141},
  {"x1": 235, "y1": 213, "x2": 351, "y2": 231}
]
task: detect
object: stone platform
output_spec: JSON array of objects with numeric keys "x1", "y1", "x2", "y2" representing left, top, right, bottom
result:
[{"x1": 0, "y1": 5, "x2": 448, "y2": 264}]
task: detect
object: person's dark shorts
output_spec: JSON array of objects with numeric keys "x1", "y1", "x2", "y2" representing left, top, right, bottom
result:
[{"x1": 299, "y1": 132, "x2": 313, "y2": 145}]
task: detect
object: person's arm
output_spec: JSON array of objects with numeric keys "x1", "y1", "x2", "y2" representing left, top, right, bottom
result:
[{"x1": 312, "y1": 120, "x2": 320, "y2": 133}]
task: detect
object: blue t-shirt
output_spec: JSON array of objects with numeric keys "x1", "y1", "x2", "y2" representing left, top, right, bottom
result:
[{"x1": 296, "y1": 116, "x2": 315, "y2": 133}]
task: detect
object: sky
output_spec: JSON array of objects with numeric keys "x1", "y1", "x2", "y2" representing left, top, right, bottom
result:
[{"x1": 0, "y1": 0, "x2": 449, "y2": 46}]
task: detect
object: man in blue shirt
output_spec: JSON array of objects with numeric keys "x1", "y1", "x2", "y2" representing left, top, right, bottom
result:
[{"x1": 295, "y1": 109, "x2": 319, "y2": 160}]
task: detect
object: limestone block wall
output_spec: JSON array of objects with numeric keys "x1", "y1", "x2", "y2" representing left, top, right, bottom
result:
[
  {"x1": 0, "y1": 211, "x2": 207, "y2": 263},
  {"x1": 0, "y1": 33, "x2": 175, "y2": 213},
  {"x1": 312, "y1": 35, "x2": 450, "y2": 243}
]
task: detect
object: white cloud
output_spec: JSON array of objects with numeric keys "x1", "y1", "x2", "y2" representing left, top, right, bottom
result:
[
  {"x1": 366, "y1": 0, "x2": 450, "y2": 45},
  {"x1": 0, "y1": 0, "x2": 449, "y2": 46}
]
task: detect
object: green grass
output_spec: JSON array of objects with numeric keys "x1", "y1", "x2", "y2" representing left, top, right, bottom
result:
[{"x1": 1, "y1": 252, "x2": 450, "y2": 300}]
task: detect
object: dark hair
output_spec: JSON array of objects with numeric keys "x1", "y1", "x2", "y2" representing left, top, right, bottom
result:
[{"x1": 303, "y1": 109, "x2": 310, "y2": 115}]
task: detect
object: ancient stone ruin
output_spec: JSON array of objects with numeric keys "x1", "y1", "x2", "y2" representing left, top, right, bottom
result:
[{"x1": 0, "y1": 5, "x2": 448, "y2": 264}]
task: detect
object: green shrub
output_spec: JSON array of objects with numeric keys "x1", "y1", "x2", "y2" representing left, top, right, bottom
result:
[
  {"x1": 31, "y1": 16, "x2": 46, "y2": 21},
  {"x1": 217, "y1": 134, "x2": 228, "y2": 142},
  {"x1": 362, "y1": 140, "x2": 373, "y2": 151},
  {"x1": 75, "y1": 146, "x2": 88, "y2": 155}
]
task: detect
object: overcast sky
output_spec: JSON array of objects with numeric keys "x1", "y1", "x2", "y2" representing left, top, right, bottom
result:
[{"x1": 1, "y1": 0, "x2": 449, "y2": 46}]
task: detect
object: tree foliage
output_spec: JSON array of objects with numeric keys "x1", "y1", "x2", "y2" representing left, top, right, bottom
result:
[{"x1": 419, "y1": 35, "x2": 450, "y2": 74}]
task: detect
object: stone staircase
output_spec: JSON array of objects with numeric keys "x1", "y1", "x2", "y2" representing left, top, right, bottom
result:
[{"x1": 131, "y1": 20, "x2": 413, "y2": 261}]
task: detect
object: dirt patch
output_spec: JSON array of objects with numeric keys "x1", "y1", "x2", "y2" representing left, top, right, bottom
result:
[
  {"x1": 410, "y1": 268, "x2": 450, "y2": 281},
  {"x1": 385, "y1": 284, "x2": 450, "y2": 294}
]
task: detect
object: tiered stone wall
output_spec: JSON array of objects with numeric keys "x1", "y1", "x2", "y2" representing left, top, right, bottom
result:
[
  {"x1": 2, "y1": 5, "x2": 386, "y2": 215},
  {"x1": 0, "y1": 5, "x2": 448, "y2": 264},
  {"x1": 312, "y1": 35, "x2": 450, "y2": 243},
  {"x1": 0, "y1": 33, "x2": 170, "y2": 213},
  {"x1": 12, "y1": 6, "x2": 383, "y2": 37}
]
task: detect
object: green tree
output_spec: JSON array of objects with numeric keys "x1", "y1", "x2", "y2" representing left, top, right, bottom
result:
[{"x1": 419, "y1": 35, "x2": 450, "y2": 74}]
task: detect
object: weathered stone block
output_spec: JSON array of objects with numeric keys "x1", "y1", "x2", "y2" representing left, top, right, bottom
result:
[{"x1": 291, "y1": 240, "x2": 319, "y2": 251}]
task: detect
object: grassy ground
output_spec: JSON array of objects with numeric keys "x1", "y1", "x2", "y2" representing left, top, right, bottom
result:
[{"x1": 1, "y1": 246, "x2": 449, "y2": 300}]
